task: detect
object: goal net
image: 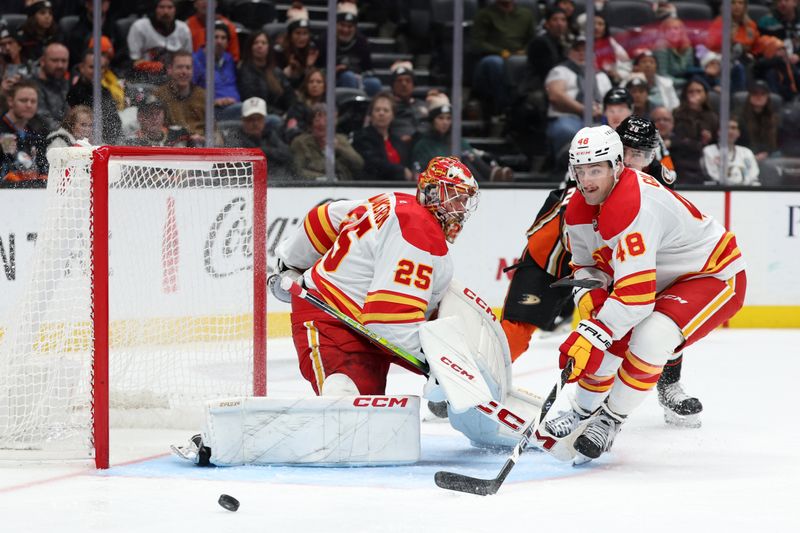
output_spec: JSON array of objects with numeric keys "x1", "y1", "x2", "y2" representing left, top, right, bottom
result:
[{"x1": 0, "y1": 146, "x2": 267, "y2": 467}]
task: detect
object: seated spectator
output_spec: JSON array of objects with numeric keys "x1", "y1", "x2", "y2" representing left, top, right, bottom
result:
[
  {"x1": 0, "y1": 79, "x2": 47, "y2": 184},
  {"x1": 625, "y1": 76, "x2": 654, "y2": 118},
  {"x1": 526, "y1": 8, "x2": 569, "y2": 86},
  {"x1": 16, "y1": 0, "x2": 62, "y2": 64},
  {"x1": 124, "y1": 95, "x2": 192, "y2": 147},
  {"x1": 127, "y1": 0, "x2": 192, "y2": 78},
  {"x1": 237, "y1": 31, "x2": 295, "y2": 117},
  {"x1": 352, "y1": 91, "x2": 413, "y2": 181},
  {"x1": 552, "y1": 0, "x2": 578, "y2": 31},
  {"x1": 276, "y1": 17, "x2": 319, "y2": 90},
  {"x1": 45, "y1": 104, "x2": 92, "y2": 153},
  {"x1": 602, "y1": 87, "x2": 633, "y2": 130},
  {"x1": 631, "y1": 50, "x2": 680, "y2": 111},
  {"x1": 757, "y1": 0, "x2": 800, "y2": 58},
  {"x1": 284, "y1": 67, "x2": 325, "y2": 142},
  {"x1": 670, "y1": 78, "x2": 719, "y2": 184},
  {"x1": 651, "y1": 105, "x2": 674, "y2": 138},
  {"x1": 65, "y1": 0, "x2": 127, "y2": 71},
  {"x1": 697, "y1": 52, "x2": 723, "y2": 93},
  {"x1": 87, "y1": 36, "x2": 125, "y2": 111},
  {"x1": 315, "y1": 3, "x2": 381, "y2": 97},
  {"x1": 224, "y1": 97, "x2": 293, "y2": 180},
  {"x1": 389, "y1": 61, "x2": 430, "y2": 145},
  {"x1": 192, "y1": 22, "x2": 241, "y2": 120},
  {"x1": 653, "y1": 17, "x2": 696, "y2": 90},
  {"x1": 290, "y1": 103, "x2": 364, "y2": 180},
  {"x1": 1, "y1": 26, "x2": 33, "y2": 116},
  {"x1": 650, "y1": 105, "x2": 674, "y2": 149},
  {"x1": 470, "y1": 0, "x2": 536, "y2": 116},
  {"x1": 702, "y1": 119, "x2": 760, "y2": 185},
  {"x1": 578, "y1": 12, "x2": 631, "y2": 86},
  {"x1": 187, "y1": 0, "x2": 240, "y2": 61},
  {"x1": 708, "y1": 0, "x2": 761, "y2": 60},
  {"x1": 66, "y1": 50, "x2": 122, "y2": 143},
  {"x1": 754, "y1": 35, "x2": 800, "y2": 101},
  {"x1": 33, "y1": 42, "x2": 69, "y2": 132},
  {"x1": 544, "y1": 36, "x2": 613, "y2": 162},
  {"x1": 737, "y1": 79, "x2": 779, "y2": 161},
  {"x1": 410, "y1": 94, "x2": 513, "y2": 182},
  {"x1": 153, "y1": 50, "x2": 207, "y2": 144}
]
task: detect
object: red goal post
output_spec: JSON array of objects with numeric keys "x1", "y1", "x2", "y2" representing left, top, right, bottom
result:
[{"x1": 0, "y1": 146, "x2": 267, "y2": 468}]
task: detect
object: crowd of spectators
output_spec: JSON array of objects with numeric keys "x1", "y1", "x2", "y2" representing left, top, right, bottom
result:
[{"x1": 2, "y1": 0, "x2": 799, "y2": 186}]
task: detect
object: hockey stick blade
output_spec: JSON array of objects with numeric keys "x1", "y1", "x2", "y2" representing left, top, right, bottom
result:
[
  {"x1": 434, "y1": 360, "x2": 573, "y2": 496},
  {"x1": 549, "y1": 277, "x2": 604, "y2": 289},
  {"x1": 434, "y1": 471, "x2": 500, "y2": 496}
]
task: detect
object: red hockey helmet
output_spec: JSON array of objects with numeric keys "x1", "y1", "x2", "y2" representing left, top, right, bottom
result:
[{"x1": 417, "y1": 156, "x2": 479, "y2": 243}]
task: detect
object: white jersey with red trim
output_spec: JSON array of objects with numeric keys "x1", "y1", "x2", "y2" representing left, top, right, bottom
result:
[
  {"x1": 276, "y1": 192, "x2": 453, "y2": 359},
  {"x1": 565, "y1": 168, "x2": 746, "y2": 340}
]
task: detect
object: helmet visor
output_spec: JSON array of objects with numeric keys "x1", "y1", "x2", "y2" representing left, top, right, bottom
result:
[{"x1": 623, "y1": 146, "x2": 655, "y2": 170}]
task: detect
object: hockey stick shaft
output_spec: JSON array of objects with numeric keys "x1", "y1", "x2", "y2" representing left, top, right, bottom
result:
[
  {"x1": 434, "y1": 359, "x2": 574, "y2": 496},
  {"x1": 282, "y1": 278, "x2": 429, "y2": 373},
  {"x1": 549, "y1": 277, "x2": 604, "y2": 289}
]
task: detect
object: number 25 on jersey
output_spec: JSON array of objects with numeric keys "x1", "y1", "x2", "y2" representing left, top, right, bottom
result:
[{"x1": 394, "y1": 259, "x2": 433, "y2": 290}]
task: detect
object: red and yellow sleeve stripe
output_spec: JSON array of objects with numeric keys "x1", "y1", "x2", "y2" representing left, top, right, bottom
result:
[
  {"x1": 609, "y1": 269, "x2": 656, "y2": 306},
  {"x1": 617, "y1": 351, "x2": 663, "y2": 391},
  {"x1": 362, "y1": 290, "x2": 428, "y2": 325},
  {"x1": 701, "y1": 232, "x2": 742, "y2": 276},
  {"x1": 578, "y1": 373, "x2": 616, "y2": 394},
  {"x1": 303, "y1": 203, "x2": 338, "y2": 255}
]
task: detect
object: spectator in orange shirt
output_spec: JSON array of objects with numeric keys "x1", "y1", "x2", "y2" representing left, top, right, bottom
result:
[
  {"x1": 186, "y1": 0, "x2": 240, "y2": 61},
  {"x1": 708, "y1": 0, "x2": 760, "y2": 59}
]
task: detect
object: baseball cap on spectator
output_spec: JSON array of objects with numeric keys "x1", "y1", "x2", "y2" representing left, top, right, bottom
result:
[
  {"x1": 287, "y1": 17, "x2": 310, "y2": 34},
  {"x1": 242, "y1": 97, "x2": 267, "y2": 117},
  {"x1": 337, "y1": 2, "x2": 358, "y2": 23},
  {"x1": 0, "y1": 24, "x2": 13, "y2": 41},
  {"x1": 632, "y1": 48, "x2": 656, "y2": 65},
  {"x1": 570, "y1": 34, "x2": 587, "y2": 48},
  {"x1": 214, "y1": 20, "x2": 230, "y2": 38},
  {"x1": 26, "y1": 0, "x2": 53, "y2": 16},
  {"x1": 700, "y1": 52, "x2": 721, "y2": 70},
  {"x1": 748, "y1": 79, "x2": 770, "y2": 94},
  {"x1": 625, "y1": 75, "x2": 649, "y2": 90},
  {"x1": 427, "y1": 92, "x2": 452, "y2": 120},
  {"x1": 391, "y1": 61, "x2": 415, "y2": 82},
  {"x1": 87, "y1": 36, "x2": 115, "y2": 58}
]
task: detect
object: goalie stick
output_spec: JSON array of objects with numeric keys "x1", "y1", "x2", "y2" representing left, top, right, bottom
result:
[
  {"x1": 434, "y1": 359, "x2": 574, "y2": 496},
  {"x1": 279, "y1": 277, "x2": 532, "y2": 434}
]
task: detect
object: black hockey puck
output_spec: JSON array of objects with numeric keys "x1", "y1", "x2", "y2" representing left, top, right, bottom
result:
[{"x1": 218, "y1": 494, "x2": 240, "y2": 512}]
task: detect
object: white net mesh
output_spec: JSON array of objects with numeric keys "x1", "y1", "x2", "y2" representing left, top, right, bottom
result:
[{"x1": 0, "y1": 147, "x2": 263, "y2": 457}]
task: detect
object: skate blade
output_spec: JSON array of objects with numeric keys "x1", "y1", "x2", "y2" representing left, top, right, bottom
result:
[
  {"x1": 663, "y1": 410, "x2": 702, "y2": 428},
  {"x1": 573, "y1": 453, "x2": 593, "y2": 466}
]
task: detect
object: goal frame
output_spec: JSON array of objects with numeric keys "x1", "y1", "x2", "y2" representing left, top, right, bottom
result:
[{"x1": 89, "y1": 146, "x2": 267, "y2": 469}]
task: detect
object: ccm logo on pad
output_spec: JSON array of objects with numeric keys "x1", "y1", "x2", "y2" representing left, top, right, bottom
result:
[
  {"x1": 463, "y1": 288, "x2": 498, "y2": 322},
  {"x1": 441, "y1": 356, "x2": 475, "y2": 380},
  {"x1": 353, "y1": 397, "x2": 409, "y2": 408},
  {"x1": 477, "y1": 401, "x2": 527, "y2": 431}
]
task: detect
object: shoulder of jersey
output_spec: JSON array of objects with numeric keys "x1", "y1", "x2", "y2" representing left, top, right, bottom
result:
[
  {"x1": 597, "y1": 169, "x2": 643, "y2": 240},
  {"x1": 564, "y1": 186, "x2": 597, "y2": 226},
  {"x1": 392, "y1": 192, "x2": 448, "y2": 256}
]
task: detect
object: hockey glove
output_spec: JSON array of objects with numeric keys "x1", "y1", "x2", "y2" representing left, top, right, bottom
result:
[
  {"x1": 559, "y1": 319, "x2": 613, "y2": 382},
  {"x1": 574, "y1": 287, "x2": 608, "y2": 320},
  {"x1": 268, "y1": 259, "x2": 303, "y2": 303}
]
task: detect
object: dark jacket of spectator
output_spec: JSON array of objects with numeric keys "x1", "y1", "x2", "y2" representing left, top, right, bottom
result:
[
  {"x1": 0, "y1": 114, "x2": 48, "y2": 184},
  {"x1": 471, "y1": 2, "x2": 536, "y2": 56},
  {"x1": 317, "y1": 30, "x2": 374, "y2": 75},
  {"x1": 237, "y1": 62, "x2": 294, "y2": 115},
  {"x1": 16, "y1": 6, "x2": 63, "y2": 63},
  {"x1": 224, "y1": 126, "x2": 293, "y2": 179},
  {"x1": 33, "y1": 75, "x2": 69, "y2": 132},
  {"x1": 290, "y1": 132, "x2": 364, "y2": 180},
  {"x1": 352, "y1": 125, "x2": 411, "y2": 181},
  {"x1": 670, "y1": 81, "x2": 719, "y2": 184},
  {"x1": 758, "y1": 5, "x2": 800, "y2": 54},
  {"x1": 737, "y1": 89, "x2": 779, "y2": 158},
  {"x1": 65, "y1": 5, "x2": 127, "y2": 70}
]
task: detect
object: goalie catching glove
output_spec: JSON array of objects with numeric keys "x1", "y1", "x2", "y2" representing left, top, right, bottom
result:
[
  {"x1": 559, "y1": 319, "x2": 613, "y2": 382},
  {"x1": 268, "y1": 259, "x2": 303, "y2": 303}
]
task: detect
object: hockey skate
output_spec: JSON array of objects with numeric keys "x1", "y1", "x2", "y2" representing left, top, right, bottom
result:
[
  {"x1": 657, "y1": 380, "x2": 702, "y2": 428},
  {"x1": 543, "y1": 403, "x2": 592, "y2": 438},
  {"x1": 533, "y1": 403, "x2": 594, "y2": 462},
  {"x1": 170, "y1": 434, "x2": 212, "y2": 466},
  {"x1": 573, "y1": 403, "x2": 625, "y2": 462}
]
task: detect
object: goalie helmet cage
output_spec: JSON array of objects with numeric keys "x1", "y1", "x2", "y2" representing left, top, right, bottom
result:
[{"x1": 0, "y1": 146, "x2": 267, "y2": 469}]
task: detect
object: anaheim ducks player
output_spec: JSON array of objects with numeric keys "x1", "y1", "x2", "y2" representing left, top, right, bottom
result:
[
  {"x1": 272, "y1": 156, "x2": 479, "y2": 395},
  {"x1": 546, "y1": 125, "x2": 747, "y2": 461}
]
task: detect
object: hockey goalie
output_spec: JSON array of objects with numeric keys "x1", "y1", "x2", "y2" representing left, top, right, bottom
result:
[{"x1": 172, "y1": 157, "x2": 542, "y2": 466}]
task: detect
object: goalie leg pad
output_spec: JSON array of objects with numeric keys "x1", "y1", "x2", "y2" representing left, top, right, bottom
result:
[
  {"x1": 201, "y1": 396, "x2": 420, "y2": 466},
  {"x1": 448, "y1": 387, "x2": 543, "y2": 449}
]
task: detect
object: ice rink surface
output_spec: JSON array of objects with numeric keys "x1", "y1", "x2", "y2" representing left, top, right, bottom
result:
[{"x1": 2, "y1": 329, "x2": 798, "y2": 533}]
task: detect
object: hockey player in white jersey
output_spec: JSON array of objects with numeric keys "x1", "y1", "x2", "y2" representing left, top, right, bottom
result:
[
  {"x1": 545, "y1": 125, "x2": 747, "y2": 461},
  {"x1": 273, "y1": 156, "x2": 479, "y2": 396}
]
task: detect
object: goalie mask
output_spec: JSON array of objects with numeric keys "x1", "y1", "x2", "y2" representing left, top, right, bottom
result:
[{"x1": 417, "y1": 156, "x2": 479, "y2": 243}]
